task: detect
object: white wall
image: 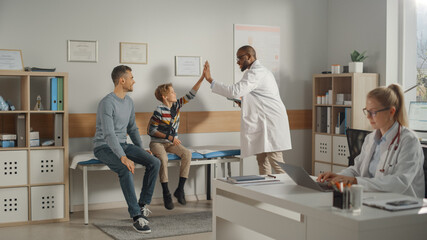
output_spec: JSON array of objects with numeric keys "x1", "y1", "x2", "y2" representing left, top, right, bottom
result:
[
  {"x1": 1, "y1": 0, "x2": 328, "y2": 209},
  {"x1": 327, "y1": 0, "x2": 388, "y2": 84}
]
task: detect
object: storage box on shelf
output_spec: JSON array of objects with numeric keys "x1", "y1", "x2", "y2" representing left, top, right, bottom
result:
[
  {"x1": 312, "y1": 73, "x2": 378, "y2": 175},
  {"x1": 0, "y1": 70, "x2": 68, "y2": 226}
]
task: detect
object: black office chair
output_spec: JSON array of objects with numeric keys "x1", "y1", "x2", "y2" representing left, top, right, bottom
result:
[{"x1": 346, "y1": 128, "x2": 371, "y2": 166}]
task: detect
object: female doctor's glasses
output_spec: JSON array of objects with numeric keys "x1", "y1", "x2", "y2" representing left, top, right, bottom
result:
[{"x1": 363, "y1": 107, "x2": 390, "y2": 118}]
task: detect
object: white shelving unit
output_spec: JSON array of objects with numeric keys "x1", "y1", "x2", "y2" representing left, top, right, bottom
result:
[
  {"x1": 0, "y1": 71, "x2": 69, "y2": 226},
  {"x1": 312, "y1": 73, "x2": 378, "y2": 175}
]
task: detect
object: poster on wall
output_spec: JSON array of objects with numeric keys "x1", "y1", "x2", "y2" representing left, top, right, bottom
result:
[
  {"x1": 233, "y1": 24, "x2": 280, "y2": 83},
  {"x1": 175, "y1": 56, "x2": 201, "y2": 76},
  {"x1": 0, "y1": 49, "x2": 24, "y2": 70},
  {"x1": 67, "y1": 40, "x2": 98, "y2": 62},
  {"x1": 120, "y1": 42, "x2": 148, "y2": 64}
]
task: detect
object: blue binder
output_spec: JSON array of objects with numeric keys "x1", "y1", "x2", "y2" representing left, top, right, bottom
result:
[{"x1": 50, "y1": 77, "x2": 58, "y2": 111}]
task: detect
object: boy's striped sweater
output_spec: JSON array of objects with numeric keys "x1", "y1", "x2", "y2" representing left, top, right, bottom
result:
[{"x1": 148, "y1": 89, "x2": 197, "y2": 143}]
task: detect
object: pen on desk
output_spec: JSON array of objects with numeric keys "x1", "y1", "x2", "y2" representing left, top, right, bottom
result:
[
  {"x1": 335, "y1": 182, "x2": 341, "y2": 192},
  {"x1": 267, "y1": 174, "x2": 276, "y2": 179},
  {"x1": 331, "y1": 183, "x2": 340, "y2": 192}
]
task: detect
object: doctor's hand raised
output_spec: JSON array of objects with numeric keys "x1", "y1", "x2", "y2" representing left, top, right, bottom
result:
[{"x1": 203, "y1": 61, "x2": 213, "y2": 83}]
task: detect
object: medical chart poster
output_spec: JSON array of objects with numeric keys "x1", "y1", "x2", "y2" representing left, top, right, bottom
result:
[{"x1": 233, "y1": 24, "x2": 280, "y2": 83}]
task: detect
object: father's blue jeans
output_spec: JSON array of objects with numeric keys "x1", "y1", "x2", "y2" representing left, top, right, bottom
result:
[{"x1": 94, "y1": 143, "x2": 160, "y2": 218}]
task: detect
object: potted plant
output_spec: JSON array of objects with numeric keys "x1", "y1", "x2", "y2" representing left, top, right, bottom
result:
[{"x1": 349, "y1": 50, "x2": 367, "y2": 73}]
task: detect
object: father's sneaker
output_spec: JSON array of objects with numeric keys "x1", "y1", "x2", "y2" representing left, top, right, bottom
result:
[
  {"x1": 133, "y1": 216, "x2": 151, "y2": 233},
  {"x1": 140, "y1": 204, "x2": 152, "y2": 218}
]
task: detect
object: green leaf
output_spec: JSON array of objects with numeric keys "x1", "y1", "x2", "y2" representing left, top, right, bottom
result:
[{"x1": 350, "y1": 50, "x2": 367, "y2": 62}]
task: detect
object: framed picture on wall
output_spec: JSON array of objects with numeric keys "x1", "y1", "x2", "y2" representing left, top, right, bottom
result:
[
  {"x1": 175, "y1": 56, "x2": 201, "y2": 76},
  {"x1": 67, "y1": 40, "x2": 98, "y2": 62},
  {"x1": 120, "y1": 42, "x2": 148, "y2": 64},
  {"x1": 0, "y1": 49, "x2": 24, "y2": 71}
]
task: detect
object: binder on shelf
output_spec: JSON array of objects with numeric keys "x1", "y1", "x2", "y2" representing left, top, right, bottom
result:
[
  {"x1": 320, "y1": 107, "x2": 327, "y2": 133},
  {"x1": 337, "y1": 112, "x2": 345, "y2": 134},
  {"x1": 54, "y1": 113, "x2": 63, "y2": 146},
  {"x1": 345, "y1": 108, "x2": 352, "y2": 130},
  {"x1": 317, "y1": 107, "x2": 327, "y2": 133},
  {"x1": 50, "y1": 77, "x2": 58, "y2": 111},
  {"x1": 57, "y1": 77, "x2": 63, "y2": 111},
  {"x1": 16, "y1": 114, "x2": 26, "y2": 147},
  {"x1": 327, "y1": 107, "x2": 331, "y2": 133}
]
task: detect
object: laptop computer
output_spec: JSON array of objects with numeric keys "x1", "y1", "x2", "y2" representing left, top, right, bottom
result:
[{"x1": 277, "y1": 162, "x2": 332, "y2": 192}]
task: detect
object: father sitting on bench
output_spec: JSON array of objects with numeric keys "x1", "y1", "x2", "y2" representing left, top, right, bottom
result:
[{"x1": 93, "y1": 65, "x2": 160, "y2": 234}]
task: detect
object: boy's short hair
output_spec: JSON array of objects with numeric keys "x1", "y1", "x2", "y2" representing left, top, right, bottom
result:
[{"x1": 154, "y1": 83, "x2": 173, "y2": 102}]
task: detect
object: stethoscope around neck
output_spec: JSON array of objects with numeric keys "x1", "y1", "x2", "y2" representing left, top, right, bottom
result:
[{"x1": 379, "y1": 123, "x2": 401, "y2": 173}]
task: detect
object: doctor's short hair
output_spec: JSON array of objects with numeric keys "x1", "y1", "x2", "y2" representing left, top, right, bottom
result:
[
  {"x1": 111, "y1": 65, "x2": 132, "y2": 86},
  {"x1": 238, "y1": 45, "x2": 257, "y2": 59},
  {"x1": 154, "y1": 83, "x2": 173, "y2": 102},
  {"x1": 367, "y1": 83, "x2": 408, "y2": 127}
]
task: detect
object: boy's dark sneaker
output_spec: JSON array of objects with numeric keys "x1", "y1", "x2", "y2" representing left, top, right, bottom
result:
[
  {"x1": 174, "y1": 188, "x2": 186, "y2": 205},
  {"x1": 133, "y1": 216, "x2": 151, "y2": 233},
  {"x1": 163, "y1": 193, "x2": 175, "y2": 210}
]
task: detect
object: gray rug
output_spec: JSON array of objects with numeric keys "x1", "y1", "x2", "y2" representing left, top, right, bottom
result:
[{"x1": 93, "y1": 211, "x2": 212, "y2": 240}]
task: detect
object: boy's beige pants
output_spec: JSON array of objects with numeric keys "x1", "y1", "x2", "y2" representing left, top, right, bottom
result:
[{"x1": 149, "y1": 142, "x2": 191, "y2": 183}]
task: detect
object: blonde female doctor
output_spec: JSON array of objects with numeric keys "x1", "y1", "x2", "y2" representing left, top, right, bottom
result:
[{"x1": 317, "y1": 84, "x2": 425, "y2": 198}]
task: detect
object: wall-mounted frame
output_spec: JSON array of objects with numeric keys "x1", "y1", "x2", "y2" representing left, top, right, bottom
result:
[
  {"x1": 175, "y1": 56, "x2": 201, "y2": 76},
  {"x1": 120, "y1": 42, "x2": 148, "y2": 64},
  {"x1": 67, "y1": 40, "x2": 98, "y2": 62},
  {"x1": 0, "y1": 49, "x2": 24, "y2": 71}
]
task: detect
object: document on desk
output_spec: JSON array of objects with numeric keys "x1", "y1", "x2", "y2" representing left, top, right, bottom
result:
[
  {"x1": 363, "y1": 197, "x2": 425, "y2": 211},
  {"x1": 222, "y1": 175, "x2": 280, "y2": 185}
]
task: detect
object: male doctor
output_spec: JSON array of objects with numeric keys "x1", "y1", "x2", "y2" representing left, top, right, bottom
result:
[{"x1": 204, "y1": 45, "x2": 292, "y2": 175}]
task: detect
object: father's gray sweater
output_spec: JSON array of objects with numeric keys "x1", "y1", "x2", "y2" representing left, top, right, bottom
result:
[{"x1": 93, "y1": 92, "x2": 142, "y2": 158}]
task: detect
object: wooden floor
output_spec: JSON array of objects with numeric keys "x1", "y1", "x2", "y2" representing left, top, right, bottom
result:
[{"x1": 0, "y1": 200, "x2": 212, "y2": 240}]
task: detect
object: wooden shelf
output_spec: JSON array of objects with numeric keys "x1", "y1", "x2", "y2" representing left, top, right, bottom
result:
[
  {"x1": 312, "y1": 73, "x2": 378, "y2": 175},
  {"x1": 30, "y1": 110, "x2": 65, "y2": 113},
  {"x1": 0, "y1": 147, "x2": 28, "y2": 151},
  {"x1": 0, "y1": 71, "x2": 69, "y2": 226},
  {"x1": 0, "y1": 111, "x2": 27, "y2": 114}
]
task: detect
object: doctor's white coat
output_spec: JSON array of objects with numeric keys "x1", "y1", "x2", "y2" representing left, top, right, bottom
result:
[
  {"x1": 211, "y1": 60, "x2": 292, "y2": 158},
  {"x1": 340, "y1": 125, "x2": 425, "y2": 198}
]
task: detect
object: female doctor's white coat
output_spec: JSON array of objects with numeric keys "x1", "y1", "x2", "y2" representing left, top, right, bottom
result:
[
  {"x1": 339, "y1": 124, "x2": 425, "y2": 198},
  {"x1": 211, "y1": 60, "x2": 292, "y2": 158}
]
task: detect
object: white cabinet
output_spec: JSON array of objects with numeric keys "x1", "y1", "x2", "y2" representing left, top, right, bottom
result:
[
  {"x1": 314, "y1": 162, "x2": 331, "y2": 176},
  {"x1": 314, "y1": 134, "x2": 332, "y2": 163},
  {"x1": 31, "y1": 185, "x2": 64, "y2": 221},
  {"x1": 332, "y1": 136, "x2": 349, "y2": 165},
  {"x1": 0, "y1": 151, "x2": 28, "y2": 187},
  {"x1": 0, "y1": 187, "x2": 28, "y2": 223},
  {"x1": 30, "y1": 149, "x2": 64, "y2": 184}
]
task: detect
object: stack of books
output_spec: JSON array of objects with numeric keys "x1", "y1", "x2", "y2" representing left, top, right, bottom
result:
[
  {"x1": 0, "y1": 133, "x2": 16, "y2": 147},
  {"x1": 30, "y1": 131, "x2": 40, "y2": 147}
]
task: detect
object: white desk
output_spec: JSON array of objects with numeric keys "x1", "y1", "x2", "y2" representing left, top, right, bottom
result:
[{"x1": 213, "y1": 175, "x2": 427, "y2": 240}]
